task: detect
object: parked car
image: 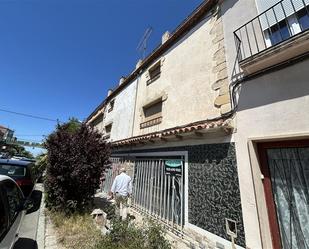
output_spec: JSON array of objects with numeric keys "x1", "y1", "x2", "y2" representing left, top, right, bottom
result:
[
  {"x1": 0, "y1": 159, "x2": 36, "y2": 197},
  {"x1": 11, "y1": 156, "x2": 36, "y2": 163},
  {"x1": 0, "y1": 175, "x2": 32, "y2": 249}
]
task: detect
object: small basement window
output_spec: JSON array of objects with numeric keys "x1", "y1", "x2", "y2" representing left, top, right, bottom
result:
[
  {"x1": 108, "y1": 100, "x2": 115, "y2": 112},
  {"x1": 140, "y1": 100, "x2": 162, "y2": 129},
  {"x1": 147, "y1": 61, "x2": 161, "y2": 85}
]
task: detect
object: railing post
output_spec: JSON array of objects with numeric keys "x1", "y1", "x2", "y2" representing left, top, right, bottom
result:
[
  {"x1": 257, "y1": 15, "x2": 267, "y2": 49},
  {"x1": 251, "y1": 21, "x2": 260, "y2": 53},
  {"x1": 280, "y1": 1, "x2": 292, "y2": 36},
  {"x1": 301, "y1": 0, "x2": 309, "y2": 17}
]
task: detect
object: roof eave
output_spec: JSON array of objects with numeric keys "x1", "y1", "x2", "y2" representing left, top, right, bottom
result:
[{"x1": 86, "y1": 0, "x2": 218, "y2": 122}]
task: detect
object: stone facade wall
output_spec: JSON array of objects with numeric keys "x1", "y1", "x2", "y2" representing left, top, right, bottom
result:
[{"x1": 210, "y1": 6, "x2": 231, "y2": 115}]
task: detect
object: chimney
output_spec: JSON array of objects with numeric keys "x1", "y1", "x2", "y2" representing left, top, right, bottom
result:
[
  {"x1": 119, "y1": 76, "x2": 126, "y2": 86},
  {"x1": 162, "y1": 31, "x2": 171, "y2": 44},
  {"x1": 136, "y1": 59, "x2": 143, "y2": 69},
  {"x1": 107, "y1": 89, "x2": 113, "y2": 97}
]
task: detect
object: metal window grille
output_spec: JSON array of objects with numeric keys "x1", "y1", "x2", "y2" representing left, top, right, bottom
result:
[{"x1": 101, "y1": 156, "x2": 185, "y2": 231}]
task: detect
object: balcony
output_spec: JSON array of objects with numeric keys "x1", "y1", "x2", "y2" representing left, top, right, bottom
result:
[{"x1": 234, "y1": 0, "x2": 309, "y2": 75}]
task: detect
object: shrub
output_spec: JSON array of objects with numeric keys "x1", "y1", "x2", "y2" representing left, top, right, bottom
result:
[
  {"x1": 45, "y1": 119, "x2": 111, "y2": 213},
  {"x1": 33, "y1": 153, "x2": 48, "y2": 180},
  {"x1": 96, "y1": 219, "x2": 171, "y2": 249}
]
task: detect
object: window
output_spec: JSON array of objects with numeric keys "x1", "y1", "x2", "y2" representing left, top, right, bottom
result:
[
  {"x1": 265, "y1": 19, "x2": 291, "y2": 46},
  {"x1": 90, "y1": 114, "x2": 103, "y2": 128},
  {"x1": 108, "y1": 100, "x2": 115, "y2": 113},
  {"x1": 147, "y1": 61, "x2": 161, "y2": 84},
  {"x1": 140, "y1": 100, "x2": 162, "y2": 129},
  {"x1": 3, "y1": 181, "x2": 23, "y2": 222},
  {"x1": 103, "y1": 123, "x2": 112, "y2": 140},
  {"x1": 105, "y1": 123, "x2": 112, "y2": 134},
  {"x1": 258, "y1": 141, "x2": 309, "y2": 249},
  {"x1": 0, "y1": 164, "x2": 26, "y2": 177},
  {"x1": 264, "y1": 6, "x2": 309, "y2": 46},
  {"x1": 297, "y1": 8, "x2": 309, "y2": 30}
]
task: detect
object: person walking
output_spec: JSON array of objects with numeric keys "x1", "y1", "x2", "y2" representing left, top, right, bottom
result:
[{"x1": 110, "y1": 167, "x2": 132, "y2": 220}]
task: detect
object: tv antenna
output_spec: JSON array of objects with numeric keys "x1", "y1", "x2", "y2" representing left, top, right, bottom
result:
[{"x1": 137, "y1": 27, "x2": 153, "y2": 59}]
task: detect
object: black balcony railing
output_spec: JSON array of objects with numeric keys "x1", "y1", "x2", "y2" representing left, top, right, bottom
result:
[{"x1": 234, "y1": 0, "x2": 309, "y2": 62}]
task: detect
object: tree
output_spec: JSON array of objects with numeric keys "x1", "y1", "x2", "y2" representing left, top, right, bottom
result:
[
  {"x1": 0, "y1": 143, "x2": 34, "y2": 159},
  {"x1": 44, "y1": 119, "x2": 111, "y2": 213}
]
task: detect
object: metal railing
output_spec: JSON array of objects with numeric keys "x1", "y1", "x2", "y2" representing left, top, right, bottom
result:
[
  {"x1": 234, "y1": 0, "x2": 309, "y2": 62},
  {"x1": 102, "y1": 156, "x2": 185, "y2": 231}
]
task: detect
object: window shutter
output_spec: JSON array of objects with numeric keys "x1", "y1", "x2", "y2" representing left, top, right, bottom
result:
[{"x1": 256, "y1": 0, "x2": 309, "y2": 30}]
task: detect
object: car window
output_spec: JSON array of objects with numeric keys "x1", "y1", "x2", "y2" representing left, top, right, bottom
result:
[
  {"x1": 0, "y1": 191, "x2": 8, "y2": 239},
  {"x1": 3, "y1": 181, "x2": 23, "y2": 223},
  {"x1": 0, "y1": 164, "x2": 26, "y2": 177}
]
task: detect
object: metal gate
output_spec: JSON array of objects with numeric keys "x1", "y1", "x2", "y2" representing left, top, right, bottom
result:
[{"x1": 102, "y1": 156, "x2": 185, "y2": 230}]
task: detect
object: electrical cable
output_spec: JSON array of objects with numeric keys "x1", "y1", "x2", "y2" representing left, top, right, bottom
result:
[
  {"x1": 0, "y1": 108, "x2": 61, "y2": 123},
  {"x1": 15, "y1": 134, "x2": 46, "y2": 137}
]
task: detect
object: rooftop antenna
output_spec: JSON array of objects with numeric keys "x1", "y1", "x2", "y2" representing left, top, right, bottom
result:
[{"x1": 137, "y1": 27, "x2": 153, "y2": 59}]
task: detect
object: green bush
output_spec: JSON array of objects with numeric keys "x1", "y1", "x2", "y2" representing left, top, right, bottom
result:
[
  {"x1": 33, "y1": 153, "x2": 47, "y2": 180},
  {"x1": 95, "y1": 219, "x2": 171, "y2": 249}
]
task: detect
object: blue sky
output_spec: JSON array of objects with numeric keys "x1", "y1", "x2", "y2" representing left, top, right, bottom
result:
[{"x1": 0, "y1": 0, "x2": 202, "y2": 155}]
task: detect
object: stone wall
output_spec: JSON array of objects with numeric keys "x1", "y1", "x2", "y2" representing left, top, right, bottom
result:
[{"x1": 210, "y1": 6, "x2": 231, "y2": 115}]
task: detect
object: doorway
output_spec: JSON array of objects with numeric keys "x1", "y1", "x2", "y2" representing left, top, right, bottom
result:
[{"x1": 258, "y1": 140, "x2": 309, "y2": 249}]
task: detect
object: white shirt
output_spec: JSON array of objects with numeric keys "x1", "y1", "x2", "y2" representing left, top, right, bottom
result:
[{"x1": 111, "y1": 172, "x2": 132, "y2": 196}]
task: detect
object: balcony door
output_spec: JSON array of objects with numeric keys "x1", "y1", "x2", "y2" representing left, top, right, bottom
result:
[{"x1": 258, "y1": 140, "x2": 309, "y2": 249}]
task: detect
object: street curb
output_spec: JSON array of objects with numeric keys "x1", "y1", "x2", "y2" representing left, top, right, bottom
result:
[{"x1": 36, "y1": 183, "x2": 45, "y2": 249}]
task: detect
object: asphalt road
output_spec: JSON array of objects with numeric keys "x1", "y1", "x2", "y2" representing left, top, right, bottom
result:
[{"x1": 13, "y1": 184, "x2": 43, "y2": 249}]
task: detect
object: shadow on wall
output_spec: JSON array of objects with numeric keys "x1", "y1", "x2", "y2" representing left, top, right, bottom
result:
[
  {"x1": 220, "y1": 0, "x2": 238, "y2": 16},
  {"x1": 237, "y1": 58, "x2": 309, "y2": 112}
]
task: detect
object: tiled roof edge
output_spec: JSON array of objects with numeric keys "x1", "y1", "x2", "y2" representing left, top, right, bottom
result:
[{"x1": 112, "y1": 117, "x2": 232, "y2": 146}]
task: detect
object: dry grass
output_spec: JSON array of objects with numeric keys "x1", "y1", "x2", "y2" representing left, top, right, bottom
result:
[
  {"x1": 49, "y1": 211, "x2": 102, "y2": 249},
  {"x1": 48, "y1": 209, "x2": 171, "y2": 249}
]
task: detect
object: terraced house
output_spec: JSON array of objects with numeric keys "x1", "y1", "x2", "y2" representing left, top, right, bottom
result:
[
  {"x1": 87, "y1": 0, "x2": 309, "y2": 248},
  {"x1": 223, "y1": 0, "x2": 309, "y2": 248}
]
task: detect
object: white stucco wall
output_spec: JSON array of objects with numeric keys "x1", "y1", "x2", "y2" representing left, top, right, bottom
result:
[
  {"x1": 220, "y1": 1, "x2": 263, "y2": 248},
  {"x1": 235, "y1": 59, "x2": 309, "y2": 249},
  {"x1": 93, "y1": 115, "x2": 104, "y2": 134},
  {"x1": 221, "y1": 0, "x2": 259, "y2": 80},
  {"x1": 104, "y1": 79, "x2": 137, "y2": 141}
]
